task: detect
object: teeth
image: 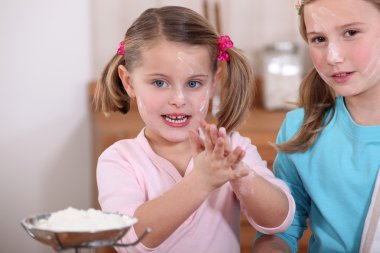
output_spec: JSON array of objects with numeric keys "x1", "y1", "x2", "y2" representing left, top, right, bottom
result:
[
  {"x1": 167, "y1": 115, "x2": 185, "y2": 120},
  {"x1": 164, "y1": 115, "x2": 188, "y2": 123},
  {"x1": 335, "y1": 73, "x2": 348, "y2": 77}
]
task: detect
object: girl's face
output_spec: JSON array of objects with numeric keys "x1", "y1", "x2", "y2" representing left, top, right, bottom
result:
[
  {"x1": 304, "y1": 0, "x2": 380, "y2": 99},
  {"x1": 119, "y1": 40, "x2": 218, "y2": 144}
]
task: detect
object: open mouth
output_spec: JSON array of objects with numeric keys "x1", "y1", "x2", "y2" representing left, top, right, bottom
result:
[
  {"x1": 162, "y1": 114, "x2": 190, "y2": 124},
  {"x1": 332, "y1": 72, "x2": 352, "y2": 77},
  {"x1": 331, "y1": 71, "x2": 354, "y2": 83}
]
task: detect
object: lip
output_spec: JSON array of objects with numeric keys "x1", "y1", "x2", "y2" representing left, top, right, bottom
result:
[
  {"x1": 161, "y1": 113, "x2": 191, "y2": 128},
  {"x1": 331, "y1": 71, "x2": 354, "y2": 83}
]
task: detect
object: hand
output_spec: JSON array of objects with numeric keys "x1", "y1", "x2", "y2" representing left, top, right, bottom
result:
[
  {"x1": 189, "y1": 119, "x2": 232, "y2": 156},
  {"x1": 200, "y1": 119, "x2": 232, "y2": 156},
  {"x1": 188, "y1": 122, "x2": 249, "y2": 192}
]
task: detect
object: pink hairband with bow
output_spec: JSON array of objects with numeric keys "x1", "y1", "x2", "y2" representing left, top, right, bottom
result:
[{"x1": 117, "y1": 35, "x2": 234, "y2": 62}]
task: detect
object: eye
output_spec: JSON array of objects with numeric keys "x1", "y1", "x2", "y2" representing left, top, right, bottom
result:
[
  {"x1": 187, "y1": 80, "x2": 201, "y2": 88},
  {"x1": 310, "y1": 36, "x2": 326, "y2": 44},
  {"x1": 344, "y1": 29, "x2": 358, "y2": 37},
  {"x1": 153, "y1": 80, "x2": 167, "y2": 88}
]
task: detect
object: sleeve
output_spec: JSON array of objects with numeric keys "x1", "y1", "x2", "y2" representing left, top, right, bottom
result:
[
  {"x1": 96, "y1": 143, "x2": 150, "y2": 253},
  {"x1": 255, "y1": 116, "x2": 310, "y2": 253},
  {"x1": 96, "y1": 144, "x2": 145, "y2": 216},
  {"x1": 230, "y1": 132, "x2": 295, "y2": 234}
]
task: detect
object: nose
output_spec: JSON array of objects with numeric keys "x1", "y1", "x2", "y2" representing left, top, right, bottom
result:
[
  {"x1": 169, "y1": 87, "x2": 186, "y2": 107},
  {"x1": 327, "y1": 42, "x2": 344, "y2": 65}
]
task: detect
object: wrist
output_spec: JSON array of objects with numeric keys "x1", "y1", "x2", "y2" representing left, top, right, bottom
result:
[{"x1": 186, "y1": 169, "x2": 215, "y2": 196}]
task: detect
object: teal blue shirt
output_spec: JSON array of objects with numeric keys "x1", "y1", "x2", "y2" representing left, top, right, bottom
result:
[{"x1": 261, "y1": 97, "x2": 380, "y2": 252}]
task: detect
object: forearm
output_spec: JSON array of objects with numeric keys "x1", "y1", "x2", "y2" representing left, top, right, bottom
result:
[
  {"x1": 252, "y1": 235, "x2": 291, "y2": 253},
  {"x1": 133, "y1": 170, "x2": 210, "y2": 248},
  {"x1": 231, "y1": 171, "x2": 289, "y2": 228}
]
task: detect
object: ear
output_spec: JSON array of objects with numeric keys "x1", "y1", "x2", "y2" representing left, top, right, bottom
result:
[
  {"x1": 209, "y1": 66, "x2": 222, "y2": 97},
  {"x1": 118, "y1": 65, "x2": 136, "y2": 98}
]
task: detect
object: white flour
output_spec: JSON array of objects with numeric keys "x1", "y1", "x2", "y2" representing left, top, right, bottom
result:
[{"x1": 36, "y1": 207, "x2": 137, "y2": 232}]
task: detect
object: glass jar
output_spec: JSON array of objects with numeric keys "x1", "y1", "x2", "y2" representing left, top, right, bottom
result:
[{"x1": 262, "y1": 42, "x2": 302, "y2": 110}]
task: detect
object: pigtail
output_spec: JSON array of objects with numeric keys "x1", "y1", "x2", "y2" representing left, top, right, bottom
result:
[
  {"x1": 93, "y1": 54, "x2": 131, "y2": 114},
  {"x1": 276, "y1": 67, "x2": 335, "y2": 153},
  {"x1": 216, "y1": 48, "x2": 255, "y2": 132}
]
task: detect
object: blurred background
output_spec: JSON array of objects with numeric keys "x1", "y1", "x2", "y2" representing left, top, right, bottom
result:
[{"x1": 0, "y1": 0, "x2": 308, "y2": 252}]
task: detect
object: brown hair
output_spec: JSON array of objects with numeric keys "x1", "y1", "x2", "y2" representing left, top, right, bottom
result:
[
  {"x1": 93, "y1": 6, "x2": 254, "y2": 132},
  {"x1": 275, "y1": 0, "x2": 331, "y2": 153},
  {"x1": 278, "y1": 0, "x2": 380, "y2": 153}
]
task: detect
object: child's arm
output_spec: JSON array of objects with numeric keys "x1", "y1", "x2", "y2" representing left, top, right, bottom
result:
[
  {"x1": 230, "y1": 162, "x2": 292, "y2": 230},
  {"x1": 130, "y1": 132, "x2": 249, "y2": 248},
  {"x1": 202, "y1": 121, "x2": 295, "y2": 233},
  {"x1": 252, "y1": 235, "x2": 291, "y2": 253}
]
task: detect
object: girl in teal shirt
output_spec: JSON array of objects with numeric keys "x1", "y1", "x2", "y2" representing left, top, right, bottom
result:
[{"x1": 253, "y1": 0, "x2": 380, "y2": 252}]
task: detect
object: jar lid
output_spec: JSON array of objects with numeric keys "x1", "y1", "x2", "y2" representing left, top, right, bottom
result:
[{"x1": 265, "y1": 42, "x2": 298, "y2": 53}]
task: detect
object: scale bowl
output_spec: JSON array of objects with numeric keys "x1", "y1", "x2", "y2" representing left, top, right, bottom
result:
[{"x1": 21, "y1": 212, "x2": 138, "y2": 251}]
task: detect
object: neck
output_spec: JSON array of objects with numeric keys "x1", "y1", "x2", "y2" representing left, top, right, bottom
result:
[
  {"x1": 145, "y1": 131, "x2": 193, "y2": 176},
  {"x1": 149, "y1": 138, "x2": 191, "y2": 158},
  {"x1": 344, "y1": 95, "x2": 380, "y2": 125}
]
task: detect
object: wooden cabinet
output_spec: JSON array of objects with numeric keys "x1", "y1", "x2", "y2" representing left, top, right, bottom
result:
[
  {"x1": 235, "y1": 111, "x2": 311, "y2": 253},
  {"x1": 237, "y1": 110, "x2": 284, "y2": 253},
  {"x1": 89, "y1": 84, "x2": 311, "y2": 253}
]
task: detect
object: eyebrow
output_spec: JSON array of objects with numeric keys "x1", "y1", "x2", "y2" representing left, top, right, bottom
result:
[
  {"x1": 146, "y1": 73, "x2": 209, "y2": 79},
  {"x1": 189, "y1": 74, "x2": 209, "y2": 79},
  {"x1": 306, "y1": 22, "x2": 366, "y2": 37},
  {"x1": 340, "y1": 21, "x2": 366, "y2": 29}
]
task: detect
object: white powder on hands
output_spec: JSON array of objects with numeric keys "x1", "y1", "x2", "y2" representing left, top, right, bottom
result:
[{"x1": 36, "y1": 207, "x2": 137, "y2": 232}]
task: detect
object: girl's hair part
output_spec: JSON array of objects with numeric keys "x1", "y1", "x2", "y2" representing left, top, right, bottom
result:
[{"x1": 93, "y1": 6, "x2": 255, "y2": 132}]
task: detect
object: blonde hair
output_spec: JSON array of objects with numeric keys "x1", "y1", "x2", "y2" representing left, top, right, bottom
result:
[
  {"x1": 93, "y1": 6, "x2": 254, "y2": 132},
  {"x1": 277, "y1": 0, "x2": 380, "y2": 153}
]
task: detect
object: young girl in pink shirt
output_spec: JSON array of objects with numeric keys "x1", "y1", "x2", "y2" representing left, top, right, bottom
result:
[{"x1": 93, "y1": 6, "x2": 294, "y2": 253}]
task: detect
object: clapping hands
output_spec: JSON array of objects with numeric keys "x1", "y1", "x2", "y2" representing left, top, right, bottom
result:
[{"x1": 188, "y1": 120, "x2": 250, "y2": 192}]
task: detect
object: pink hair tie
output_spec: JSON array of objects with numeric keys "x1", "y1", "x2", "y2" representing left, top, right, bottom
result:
[
  {"x1": 117, "y1": 41, "x2": 125, "y2": 56},
  {"x1": 218, "y1": 35, "x2": 233, "y2": 62}
]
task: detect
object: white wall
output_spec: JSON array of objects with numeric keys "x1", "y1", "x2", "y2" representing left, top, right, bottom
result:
[
  {"x1": 92, "y1": 0, "x2": 303, "y2": 78},
  {"x1": 220, "y1": 0, "x2": 303, "y2": 69},
  {"x1": 0, "y1": 1, "x2": 92, "y2": 253}
]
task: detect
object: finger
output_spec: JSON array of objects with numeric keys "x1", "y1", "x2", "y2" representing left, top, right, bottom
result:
[
  {"x1": 198, "y1": 119, "x2": 207, "y2": 139},
  {"x1": 218, "y1": 126, "x2": 226, "y2": 137},
  {"x1": 218, "y1": 127, "x2": 231, "y2": 155},
  {"x1": 204, "y1": 126, "x2": 214, "y2": 153},
  {"x1": 199, "y1": 118, "x2": 207, "y2": 129},
  {"x1": 213, "y1": 137, "x2": 225, "y2": 159},
  {"x1": 189, "y1": 130, "x2": 204, "y2": 155},
  {"x1": 188, "y1": 131, "x2": 198, "y2": 155},
  {"x1": 236, "y1": 149, "x2": 246, "y2": 164},
  {"x1": 227, "y1": 147, "x2": 245, "y2": 166},
  {"x1": 209, "y1": 124, "x2": 218, "y2": 145},
  {"x1": 229, "y1": 168, "x2": 250, "y2": 180}
]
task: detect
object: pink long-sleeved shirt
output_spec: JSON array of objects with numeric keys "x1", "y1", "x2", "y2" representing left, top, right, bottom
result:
[{"x1": 97, "y1": 129, "x2": 294, "y2": 253}]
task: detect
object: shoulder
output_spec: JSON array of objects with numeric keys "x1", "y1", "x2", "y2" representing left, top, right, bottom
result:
[
  {"x1": 99, "y1": 129, "x2": 146, "y2": 161},
  {"x1": 278, "y1": 108, "x2": 305, "y2": 141},
  {"x1": 229, "y1": 131, "x2": 252, "y2": 149},
  {"x1": 229, "y1": 131, "x2": 268, "y2": 166},
  {"x1": 284, "y1": 107, "x2": 305, "y2": 127},
  {"x1": 99, "y1": 139, "x2": 139, "y2": 161}
]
